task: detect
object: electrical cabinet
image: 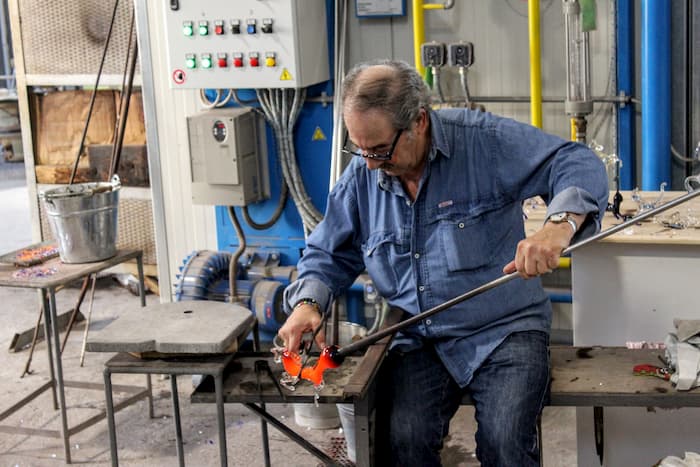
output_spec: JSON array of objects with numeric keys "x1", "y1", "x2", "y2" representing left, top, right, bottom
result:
[
  {"x1": 163, "y1": 0, "x2": 329, "y2": 89},
  {"x1": 187, "y1": 108, "x2": 270, "y2": 206}
]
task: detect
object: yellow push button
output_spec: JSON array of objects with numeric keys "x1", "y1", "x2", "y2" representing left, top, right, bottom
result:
[{"x1": 265, "y1": 56, "x2": 276, "y2": 67}]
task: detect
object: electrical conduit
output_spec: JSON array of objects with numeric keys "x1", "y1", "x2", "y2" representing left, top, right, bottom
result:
[{"x1": 412, "y1": 1, "x2": 454, "y2": 79}]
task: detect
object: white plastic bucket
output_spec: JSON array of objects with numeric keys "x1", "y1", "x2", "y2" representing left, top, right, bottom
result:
[{"x1": 293, "y1": 321, "x2": 368, "y2": 434}]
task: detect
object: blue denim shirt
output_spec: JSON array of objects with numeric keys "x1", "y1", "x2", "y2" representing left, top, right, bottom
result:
[{"x1": 284, "y1": 108, "x2": 609, "y2": 387}]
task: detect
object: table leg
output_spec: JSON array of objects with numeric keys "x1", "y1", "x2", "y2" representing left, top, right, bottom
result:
[
  {"x1": 170, "y1": 375, "x2": 185, "y2": 467},
  {"x1": 354, "y1": 397, "x2": 371, "y2": 467},
  {"x1": 146, "y1": 374, "x2": 154, "y2": 418},
  {"x1": 48, "y1": 288, "x2": 71, "y2": 463},
  {"x1": 244, "y1": 403, "x2": 335, "y2": 465},
  {"x1": 215, "y1": 372, "x2": 228, "y2": 467},
  {"x1": 259, "y1": 402, "x2": 271, "y2": 467},
  {"x1": 79, "y1": 274, "x2": 98, "y2": 367},
  {"x1": 252, "y1": 321, "x2": 260, "y2": 351},
  {"x1": 39, "y1": 289, "x2": 58, "y2": 409},
  {"x1": 537, "y1": 415, "x2": 544, "y2": 467},
  {"x1": 103, "y1": 368, "x2": 119, "y2": 467},
  {"x1": 136, "y1": 253, "x2": 146, "y2": 307}
]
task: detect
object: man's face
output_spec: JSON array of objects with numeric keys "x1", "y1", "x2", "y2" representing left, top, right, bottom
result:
[{"x1": 344, "y1": 108, "x2": 424, "y2": 178}]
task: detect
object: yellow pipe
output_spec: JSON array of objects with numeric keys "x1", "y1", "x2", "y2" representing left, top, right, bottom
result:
[
  {"x1": 413, "y1": 2, "x2": 453, "y2": 77},
  {"x1": 570, "y1": 118, "x2": 577, "y2": 141},
  {"x1": 413, "y1": 0, "x2": 426, "y2": 77},
  {"x1": 528, "y1": 0, "x2": 543, "y2": 128}
]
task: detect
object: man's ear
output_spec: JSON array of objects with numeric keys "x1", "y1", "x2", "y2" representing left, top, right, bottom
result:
[{"x1": 417, "y1": 107, "x2": 429, "y2": 133}]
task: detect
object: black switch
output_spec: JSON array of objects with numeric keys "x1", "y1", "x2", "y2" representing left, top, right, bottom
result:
[
  {"x1": 261, "y1": 19, "x2": 273, "y2": 34},
  {"x1": 170, "y1": 0, "x2": 179, "y2": 11}
]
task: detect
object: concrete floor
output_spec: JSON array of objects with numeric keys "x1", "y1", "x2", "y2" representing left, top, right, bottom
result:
[{"x1": 0, "y1": 157, "x2": 577, "y2": 466}]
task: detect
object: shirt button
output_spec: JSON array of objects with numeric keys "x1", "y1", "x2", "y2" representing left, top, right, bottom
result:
[
  {"x1": 414, "y1": 253, "x2": 420, "y2": 259},
  {"x1": 405, "y1": 200, "x2": 411, "y2": 206},
  {"x1": 458, "y1": 222, "x2": 465, "y2": 229},
  {"x1": 418, "y1": 286, "x2": 425, "y2": 292},
  {"x1": 425, "y1": 319, "x2": 432, "y2": 325}
]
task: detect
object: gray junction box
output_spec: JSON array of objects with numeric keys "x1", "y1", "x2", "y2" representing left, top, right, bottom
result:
[{"x1": 187, "y1": 108, "x2": 270, "y2": 206}]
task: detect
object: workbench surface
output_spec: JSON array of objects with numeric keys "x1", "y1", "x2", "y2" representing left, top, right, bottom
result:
[
  {"x1": 549, "y1": 346, "x2": 700, "y2": 407},
  {"x1": 0, "y1": 248, "x2": 142, "y2": 288},
  {"x1": 524, "y1": 191, "x2": 700, "y2": 245}
]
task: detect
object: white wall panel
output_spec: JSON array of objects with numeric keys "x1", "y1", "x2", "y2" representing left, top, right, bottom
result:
[
  {"x1": 347, "y1": 0, "x2": 616, "y2": 145},
  {"x1": 141, "y1": 1, "x2": 218, "y2": 301}
]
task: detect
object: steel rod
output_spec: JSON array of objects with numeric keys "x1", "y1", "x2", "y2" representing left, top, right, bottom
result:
[{"x1": 336, "y1": 188, "x2": 700, "y2": 359}]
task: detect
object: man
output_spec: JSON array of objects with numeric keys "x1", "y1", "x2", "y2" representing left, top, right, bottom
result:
[{"x1": 278, "y1": 59, "x2": 608, "y2": 466}]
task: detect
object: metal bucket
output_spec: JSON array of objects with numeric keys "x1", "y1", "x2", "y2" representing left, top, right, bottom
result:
[
  {"x1": 335, "y1": 321, "x2": 368, "y2": 463},
  {"x1": 40, "y1": 176, "x2": 121, "y2": 263}
]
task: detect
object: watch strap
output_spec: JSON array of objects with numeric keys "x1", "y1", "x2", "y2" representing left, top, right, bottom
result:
[{"x1": 547, "y1": 213, "x2": 578, "y2": 234}]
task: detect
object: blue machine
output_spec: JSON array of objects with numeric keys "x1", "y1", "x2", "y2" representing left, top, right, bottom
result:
[{"x1": 176, "y1": 1, "x2": 366, "y2": 339}]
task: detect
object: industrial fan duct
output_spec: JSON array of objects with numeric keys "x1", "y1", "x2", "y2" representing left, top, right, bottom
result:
[{"x1": 174, "y1": 250, "x2": 288, "y2": 336}]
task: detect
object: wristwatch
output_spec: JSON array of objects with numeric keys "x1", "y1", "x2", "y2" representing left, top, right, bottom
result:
[{"x1": 547, "y1": 212, "x2": 578, "y2": 234}]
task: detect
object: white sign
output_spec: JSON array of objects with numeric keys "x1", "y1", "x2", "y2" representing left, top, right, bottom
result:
[{"x1": 356, "y1": 0, "x2": 405, "y2": 17}]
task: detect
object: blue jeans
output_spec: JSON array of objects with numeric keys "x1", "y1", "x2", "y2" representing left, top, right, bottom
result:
[{"x1": 374, "y1": 331, "x2": 550, "y2": 467}]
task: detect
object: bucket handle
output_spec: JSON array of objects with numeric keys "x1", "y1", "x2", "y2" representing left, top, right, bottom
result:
[{"x1": 92, "y1": 175, "x2": 121, "y2": 195}]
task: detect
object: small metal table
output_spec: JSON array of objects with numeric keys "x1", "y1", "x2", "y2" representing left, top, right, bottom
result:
[
  {"x1": 87, "y1": 300, "x2": 259, "y2": 467},
  {"x1": 0, "y1": 248, "x2": 147, "y2": 463},
  {"x1": 103, "y1": 353, "x2": 237, "y2": 467}
]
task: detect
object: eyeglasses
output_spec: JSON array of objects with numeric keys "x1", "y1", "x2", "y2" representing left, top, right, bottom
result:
[{"x1": 342, "y1": 129, "x2": 403, "y2": 161}]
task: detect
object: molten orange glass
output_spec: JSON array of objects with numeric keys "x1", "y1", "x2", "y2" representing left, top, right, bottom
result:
[{"x1": 280, "y1": 345, "x2": 342, "y2": 387}]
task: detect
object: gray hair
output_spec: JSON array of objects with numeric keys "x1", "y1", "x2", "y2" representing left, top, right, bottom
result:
[{"x1": 341, "y1": 59, "x2": 431, "y2": 130}]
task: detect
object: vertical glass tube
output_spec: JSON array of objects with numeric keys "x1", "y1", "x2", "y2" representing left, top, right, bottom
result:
[{"x1": 563, "y1": 0, "x2": 592, "y2": 116}]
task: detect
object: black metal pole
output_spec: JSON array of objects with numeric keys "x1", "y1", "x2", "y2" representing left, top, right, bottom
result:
[{"x1": 335, "y1": 188, "x2": 700, "y2": 360}]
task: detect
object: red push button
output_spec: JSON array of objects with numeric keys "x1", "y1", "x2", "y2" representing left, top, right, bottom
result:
[
  {"x1": 218, "y1": 58, "x2": 227, "y2": 67},
  {"x1": 233, "y1": 57, "x2": 244, "y2": 67},
  {"x1": 215, "y1": 24, "x2": 224, "y2": 35},
  {"x1": 250, "y1": 57, "x2": 260, "y2": 67}
]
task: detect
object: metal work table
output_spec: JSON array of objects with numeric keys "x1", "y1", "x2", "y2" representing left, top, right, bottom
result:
[
  {"x1": 0, "y1": 248, "x2": 146, "y2": 463},
  {"x1": 194, "y1": 342, "x2": 700, "y2": 466},
  {"x1": 547, "y1": 346, "x2": 700, "y2": 408},
  {"x1": 192, "y1": 310, "x2": 402, "y2": 467}
]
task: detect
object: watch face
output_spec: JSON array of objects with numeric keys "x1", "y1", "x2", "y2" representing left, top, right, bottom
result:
[{"x1": 550, "y1": 213, "x2": 566, "y2": 222}]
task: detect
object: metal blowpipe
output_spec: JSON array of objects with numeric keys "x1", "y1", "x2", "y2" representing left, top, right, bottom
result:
[{"x1": 334, "y1": 187, "x2": 700, "y2": 360}]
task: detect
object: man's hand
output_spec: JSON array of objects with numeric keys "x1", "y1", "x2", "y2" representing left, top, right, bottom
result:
[
  {"x1": 277, "y1": 304, "x2": 326, "y2": 354},
  {"x1": 503, "y1": 213, "x2": 583, "y2": 279}
]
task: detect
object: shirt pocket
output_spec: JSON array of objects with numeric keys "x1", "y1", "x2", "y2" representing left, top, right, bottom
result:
[
  {"x1": 437, "y1": 210, "x2": 498, "y2": 272},
  {"x1": 361, "y1": 232, "x2": 399, "y2": 297}
]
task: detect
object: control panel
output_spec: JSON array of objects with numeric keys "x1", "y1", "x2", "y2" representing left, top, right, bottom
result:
[
  {"x1": 187, "y1": 108, "x2": 270, "y2": 206},
  {"x1": 163, "y1": 0, "x2": 329, "y2": 89}
]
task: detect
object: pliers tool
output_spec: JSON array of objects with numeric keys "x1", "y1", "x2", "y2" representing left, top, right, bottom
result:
[{"x1": 255, "y1": 359, "x2": 287, "y2": 401}]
